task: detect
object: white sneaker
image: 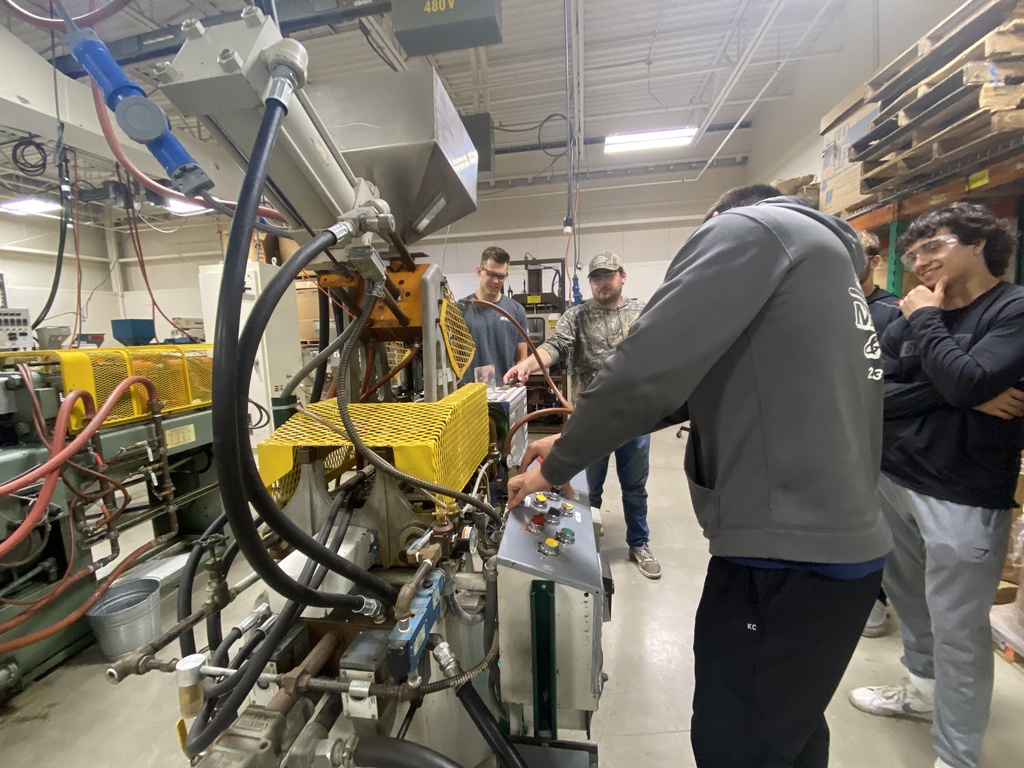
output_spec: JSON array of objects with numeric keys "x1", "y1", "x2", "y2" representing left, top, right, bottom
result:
[
  {"x1": 848, "y1": 677, "x2": 934, "y2": 721},
  {"x1": 935, "y1": 759, "x2": 953, "y2": 768},
  {"x1": 862, "y1": 599, "x2": 892, "y2": 638}
]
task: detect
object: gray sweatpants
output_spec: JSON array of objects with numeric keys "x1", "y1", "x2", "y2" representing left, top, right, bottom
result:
[{"x1": 878, "y1": 474, "x2": 1012, "y2": 768}]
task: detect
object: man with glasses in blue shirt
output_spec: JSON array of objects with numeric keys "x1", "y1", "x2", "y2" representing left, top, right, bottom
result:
[{"x1": 459, "y1": 246, "x2": 528, "y2": 386}]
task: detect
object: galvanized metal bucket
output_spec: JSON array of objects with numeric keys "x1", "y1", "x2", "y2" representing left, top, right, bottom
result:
[{"x1": 85, "y1": 577, "x2": 162, "y2": 661}]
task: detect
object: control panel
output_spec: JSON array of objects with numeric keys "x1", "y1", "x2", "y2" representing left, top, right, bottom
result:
[
  {"x1": 0, "y1": 309, "x2": 32, "y2": 351},
  {"x1": 497, "y1": 490, "x2": 605, "y2": 734},
  {"x1": 498, "y1": 491, "x2": 602, "y2": 594}
]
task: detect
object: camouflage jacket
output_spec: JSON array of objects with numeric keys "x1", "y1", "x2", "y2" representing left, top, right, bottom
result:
[{"x1": 540, "y1": 297, "x2": 646, "y2": 402}]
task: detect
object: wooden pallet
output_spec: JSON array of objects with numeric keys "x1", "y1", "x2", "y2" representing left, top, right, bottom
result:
[
  {"x1": 991, "y1": 603, "x2": 1024, "y2": 672},
  {"x1": 866, "y1": 0, "x2": 1021, "y2": 105},
  {"x1": 861, "y1": 104, "x2": 1024, "y2": 192},
  {"x1": 852, "y1": 66, "x2": 1024, "y2": 163}
]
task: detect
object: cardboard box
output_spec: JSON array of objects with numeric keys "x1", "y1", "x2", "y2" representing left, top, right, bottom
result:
[
  {"x1": 295, "y1": 285, "x2": 320, "y2": 344},
  {"x1": 1004, "y1": 471, "x2": 1024, "y2": 585},
  {"x1": 219, "y1": 230, "x2": 277, "y2": 263},
  {"x1": 820, "y1": 101, "x2": 880, "y2": 215}
]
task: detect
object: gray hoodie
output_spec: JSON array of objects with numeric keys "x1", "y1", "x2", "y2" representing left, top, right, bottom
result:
[{"x1": 541, "y1": 197, "x2": 892, "y2": 564}]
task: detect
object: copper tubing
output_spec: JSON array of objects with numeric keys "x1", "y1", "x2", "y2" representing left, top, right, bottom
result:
[
  {"x1": 268, "y1": 633, "x2": 340, "y2": 715},
  {"x1": 0, "y1": 375, "x2": 159, "y2": 498},
  {"x1": 503, "y1": 408, "x2": 573, "y2": 456},
  {"x1": 361, "y1": 342, "x2": 419, "y2": 402},
  {"x1": 359, "y1": 342, "x2": 376, "y2": 400},
  {"x1": 395, "y1": 561, "x2": 434, "y2": 622},
  {"x1": 464, "y1": 299, "x2": 572, "y2": 411},
  {"x1": 90, "y1": 81, "x2": 287, "y2": 223},
  {"x1": 0, "y1": 0, "x2": 133, "y2": 30},
  {"x1": 387, "y1": 233, "x2": 417, "y2": 271}
]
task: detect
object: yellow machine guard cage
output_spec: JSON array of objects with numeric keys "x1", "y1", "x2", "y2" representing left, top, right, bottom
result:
[
  {"x1": 0, "y1": 344, "x2": 214, "y2": 432},
  {"x1": 258, "y1": 384, "x2": 490, "y2": 503}
]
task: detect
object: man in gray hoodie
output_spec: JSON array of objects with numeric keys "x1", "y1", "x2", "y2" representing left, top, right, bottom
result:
[{"x1": 508, "y1": 185, "x2": 891, "y2": 767}]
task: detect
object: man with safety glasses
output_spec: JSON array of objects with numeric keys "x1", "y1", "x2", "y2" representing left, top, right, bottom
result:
[
  {"x1": 459, "y1": 246, "x2": 528, "y2": 386},
  {"x1": 504, "y1": 252, "x2": 659, "y2": 579},
  {"x1": 849, "y1": 202, "x2": 1024, "y2": 768}
]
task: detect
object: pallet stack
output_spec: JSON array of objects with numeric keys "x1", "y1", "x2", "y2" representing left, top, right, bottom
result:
[{"x1": 850, "y1": 0, "x2": 1024, "y2": 204}]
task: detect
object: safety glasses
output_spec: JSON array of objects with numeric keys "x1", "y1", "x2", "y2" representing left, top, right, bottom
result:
[{"x1": 900, "y1": 234, "x2": 959, "y2": 270}]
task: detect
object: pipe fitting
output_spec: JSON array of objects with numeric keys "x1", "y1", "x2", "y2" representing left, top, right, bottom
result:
[{"x1": 431, "y1": 641, "x2": 463, "y2": 679}]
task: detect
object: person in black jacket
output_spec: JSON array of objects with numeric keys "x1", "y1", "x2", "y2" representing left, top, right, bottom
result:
[
  {"x1": 849, "y1": 202, "x2": 1024, "y2": 768},
  {"x1": 857, "y1": 228, "x2": 901, "y2": 639},
  {"x1": 509, "y1": 186, "x2": 891, "y2": 768}
]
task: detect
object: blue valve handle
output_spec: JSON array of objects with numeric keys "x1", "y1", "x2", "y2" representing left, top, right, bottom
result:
[{"x1": 67, "y1": 30, "x2": 210, "y2": 194}]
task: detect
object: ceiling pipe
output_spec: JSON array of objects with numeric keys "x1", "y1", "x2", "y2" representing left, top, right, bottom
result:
[
  {"x1": 690, "y1": 0, "x2": 838, "y2": 182},
  {"x1": 691, "y1": 0, "x2": 787, "y2": 147}
]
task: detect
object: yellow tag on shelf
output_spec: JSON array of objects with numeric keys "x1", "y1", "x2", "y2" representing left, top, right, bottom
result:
[
  {"x1": 967, "y1": 169, "x2": 990, "y2": 191},
  {"x1": 526, "y1": 295, "x2": 542, "y2": 305}
]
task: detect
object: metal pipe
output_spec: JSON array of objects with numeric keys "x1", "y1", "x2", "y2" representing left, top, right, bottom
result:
[
  {"x1": 380, "y1": 283, "x2": 411, "y2": 327},
  {"x1": 105, "y1": 571, "x2": 261, "y2": 684},
  {"x1": 693, "y1": 0, "x2": 837, "y2": 182},
  {"x1": 268, "y1": 633, "x2": 340, "y2": 714},
  {"x1": 387, "y1": 233, "x2": 417, "y2": 271},
  {"x1": 80, "y1": 482, "x2": 219, "y2": 548},
  {"x1": 0, "y1": 560, "x2": 53, "y2": 599},
  {"x1": 395, "y1": 561, "x2": 434, "y2": 624}
]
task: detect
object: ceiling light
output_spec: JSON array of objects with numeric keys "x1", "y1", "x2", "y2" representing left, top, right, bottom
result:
[
  {"x1": 604, "y1": 127, "x2": 699, "y2": 154},
  {"x1": 165, "y1": 197, "x2": 208, "y2": 215},
  {"x1": 0, "y1": 197, "x2": 62, "y2": 216}
]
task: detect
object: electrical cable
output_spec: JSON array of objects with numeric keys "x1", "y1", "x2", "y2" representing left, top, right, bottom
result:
[
  {"x1": 68, "y1": 149, "x2": 82, "y2": 348},
  {"x1": 281, "y1": 319, "x2": 358, "y2": 401},
  {"x1": 0, "y1": 0, "x2": 133, "y2": 30},
  {"x1": 118, "y1": 168, "x2": 199, "y2": 342},
  {"x1": 210, "y1": 96, "x2": 369, "y2": 613},
  {"x1": 197, "y1": 191, "x2": 291, "y2": 238},
  {"x1": 248, "y1": 398, "x2": 271, "y2": 431},
  {"x1": 310, "y1": 287, "x2": 330, "y2": 402},
  {"x1": 11, "y1": 137, "x2": 46, "y2": 176},
  {"x1": 90, "y1": 79, "x2": 286, "y2": 223},
  {"x1": 31, "y1": 156, "x2": 69, "y2": 328}
]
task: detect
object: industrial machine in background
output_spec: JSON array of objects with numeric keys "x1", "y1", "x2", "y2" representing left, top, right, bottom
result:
[
  {"x1": 1, "y1": 4, "x2": 608, "y2": 768},
  {"x1": 0, "y1": 344, "x2": 221, "y2": 698},
  {"x1": 509, "y1": 259, "x2": 571, "y2": 434}
]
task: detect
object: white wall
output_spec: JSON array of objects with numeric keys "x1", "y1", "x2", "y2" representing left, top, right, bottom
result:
[
  {"x1": 0, "y1": 212, "x2": 121, "y2": 340},
  {"x1": 746, "y1": 0, "x2": 967, "y2": 184}
]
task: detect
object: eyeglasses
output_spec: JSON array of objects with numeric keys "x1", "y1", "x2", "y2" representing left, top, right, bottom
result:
[
  {"x1": 900, "y1": 234, "x2": 959, "y2": 270},
  {"x1": 480, "y1": 267, "x2": 508, "y2": 282},
  {"x1": 589, "y1": 270, "x2": 620, "y2": 283}
]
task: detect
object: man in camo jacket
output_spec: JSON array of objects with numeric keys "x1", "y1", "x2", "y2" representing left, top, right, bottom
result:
[{"x1": 504, "y1": 251, "x2": 659, "y2": 579}]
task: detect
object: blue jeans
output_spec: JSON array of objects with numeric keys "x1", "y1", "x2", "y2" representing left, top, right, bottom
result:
[{"x1": 585, "y1": 434, "x2": 650, "y2": 549}]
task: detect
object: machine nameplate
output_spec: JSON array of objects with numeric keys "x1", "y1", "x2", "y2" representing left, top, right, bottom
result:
[{"x1": 166, "y1": 424, "x2": 197, "y2": 449}]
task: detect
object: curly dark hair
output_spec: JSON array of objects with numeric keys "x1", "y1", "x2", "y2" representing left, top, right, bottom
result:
[{"x1": 897, "y1": 202, "x2": 1014, "y2": 277}]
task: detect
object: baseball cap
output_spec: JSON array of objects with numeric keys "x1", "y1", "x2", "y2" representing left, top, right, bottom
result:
[{"x1": 587, "y1": 251, "x2": 624, "y2": 277}]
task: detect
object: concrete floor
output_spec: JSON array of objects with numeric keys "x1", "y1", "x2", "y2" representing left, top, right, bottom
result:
[{"x1": 1, "y1": 426, "x2": 1023, "y2": 766}]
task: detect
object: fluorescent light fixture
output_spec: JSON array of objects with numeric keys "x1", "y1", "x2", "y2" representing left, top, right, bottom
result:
[
  {"x1": 165, "y1": 197, "x2": 208, "y2": 215},
  {"x1": 413, "y1": 195, "x2": 447, "y2": 234},
  {"x1": 604, "y1": 127, "x2": 699, "y2": 154},
  {"x1": 0, "y1": 197, "x2": 62, "y2": 216}
]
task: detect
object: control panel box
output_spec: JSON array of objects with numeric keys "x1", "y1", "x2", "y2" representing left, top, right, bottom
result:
[
  {"x1": 487, "y1": 386, "x2": 527, "y2": 467},
  {"x1": 0, "y1": 309, "x2": 32, "y2": 351},
  {"x1": 497, "y1": 491, "x2": 604, "y2": 734}
]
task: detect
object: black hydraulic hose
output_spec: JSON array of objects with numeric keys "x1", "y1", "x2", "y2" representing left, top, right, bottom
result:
[
  {"x1": 335, "y1": 293, "x2": 504, "y2": 525},
  {"x1": 396, "y1": 699, "x2": 422, "y2": 740},
  {"x1": 178, "y1": 512, "x2": 229, "y2": 657},
  {"x1": 353, "y1": 736, "x2": 464, "y2": 768},
  {"x1": 210, "y1": 626, "x2": 242, "y2": 668},
  {"x1": 233, "y1": 235, "x2": 398, "y2": 605},
  {"x1": 197, "y1": 489, "x2": 360, "y2": 701},
  {"x1": 186, "y1": 479, "x2": 354, "y2": 757},
  {"x1": 203, "y1": 625, "x2": 269, "y2": 699},
  {"x1": 210, "y1": 94, "x2": 363, "y2": 613},
  {"x1": 32, "y1": 191, "x2": 69, "y2": 329},
  {"x1": 310, "y1": 287, "x2": 330, "y2": 402},
  {"x1": 456, "y1": 683, "x2": 528, "y2": 768}
]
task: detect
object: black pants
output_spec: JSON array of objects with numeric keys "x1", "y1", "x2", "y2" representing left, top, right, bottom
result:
[{"x1": 691, "y1": 557, "x2": 882, "y2": 768}]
